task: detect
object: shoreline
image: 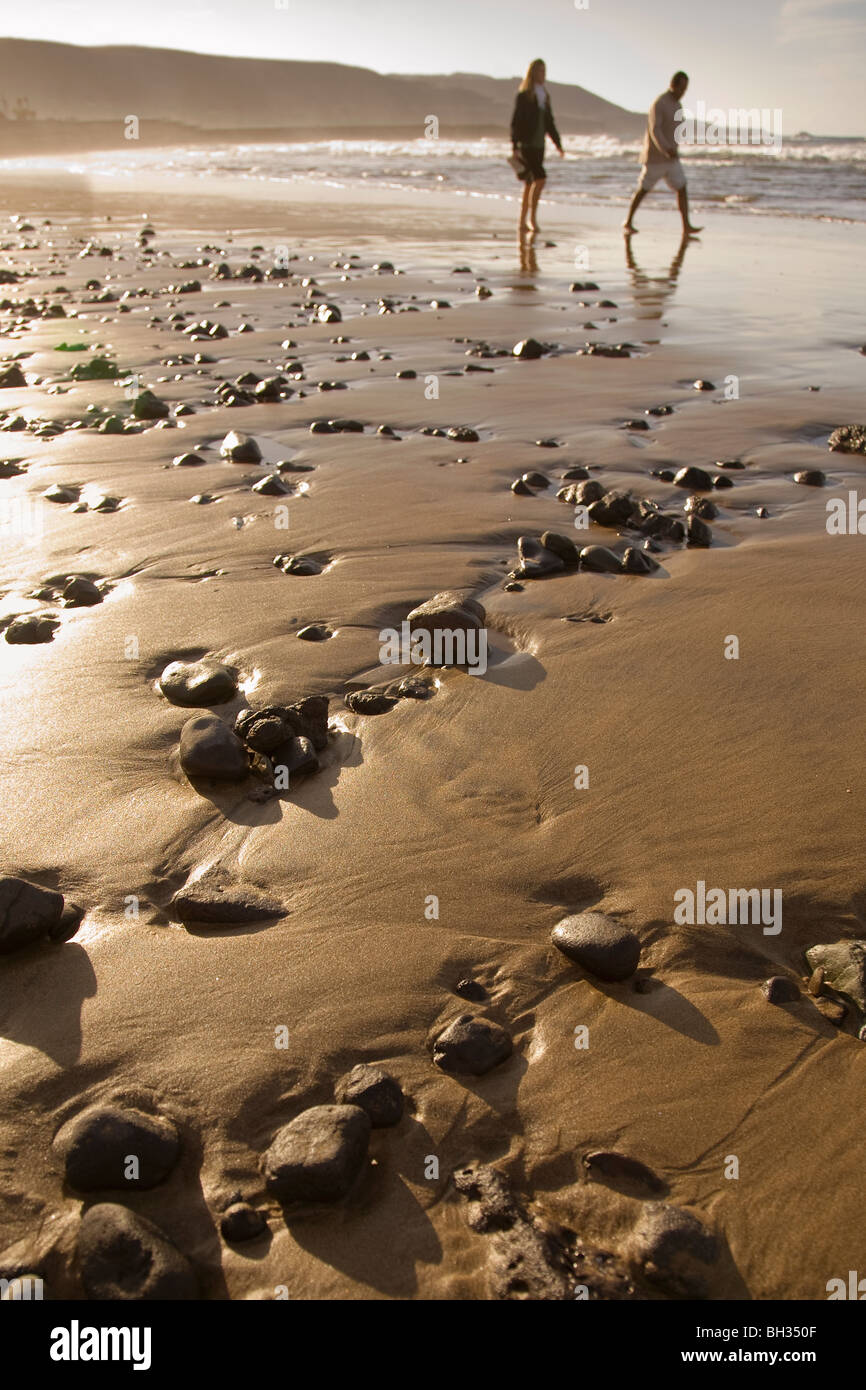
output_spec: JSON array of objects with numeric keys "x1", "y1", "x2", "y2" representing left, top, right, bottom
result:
[{"x1": 0, "y1": 178, "x2": 864, "y2": 1301}]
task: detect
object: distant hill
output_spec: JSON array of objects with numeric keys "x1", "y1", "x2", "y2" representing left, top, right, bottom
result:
[{"x1": 0, "y1": 39, "x2": 644, "y2": 153}]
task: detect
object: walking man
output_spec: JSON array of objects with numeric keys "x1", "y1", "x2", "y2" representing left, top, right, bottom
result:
[{"x1": 623, "y1": 71, "x2": 702, "y2": 237}]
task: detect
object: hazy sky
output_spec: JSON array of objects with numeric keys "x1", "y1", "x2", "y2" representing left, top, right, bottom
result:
[{"x1": 5, "y1": 0, "x2": 865, "y2": 133}]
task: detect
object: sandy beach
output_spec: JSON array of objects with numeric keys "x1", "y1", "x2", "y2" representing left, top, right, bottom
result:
[{"x1": 0, "y1": 167, "x2": 864, "y2": 1303}]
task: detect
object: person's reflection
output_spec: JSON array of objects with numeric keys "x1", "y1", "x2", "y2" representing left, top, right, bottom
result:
[
  {"x1": 624, "y1": 232, "x2": 691, "y2": 319},
  {"x1": 518, "y1": 226, "x2": 539, "y2": 274}
]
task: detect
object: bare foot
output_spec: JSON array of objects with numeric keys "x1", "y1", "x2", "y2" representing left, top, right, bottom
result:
[
  {"x1": 684, "y1": 224, "x2": 703, "y2": 236},
  {"x1": 622, "y1": 222, "x2": 638, "y2": 234}
]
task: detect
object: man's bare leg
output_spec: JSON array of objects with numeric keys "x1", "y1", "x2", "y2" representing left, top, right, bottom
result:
[
  {"x1": 623, "y1": 186, "x2": 646, "y2": 233},
  {"x1": 527, "y1": 178, "x2": 545, "y2": 232},
  {"x1": 677, "y1": 186, "x2": 703, "y2": 236}
]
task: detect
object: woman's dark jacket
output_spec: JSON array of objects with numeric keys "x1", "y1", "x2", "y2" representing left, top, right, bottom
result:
[{"x1": 511, "y1": 88, "x2": 563, "y2": 150}]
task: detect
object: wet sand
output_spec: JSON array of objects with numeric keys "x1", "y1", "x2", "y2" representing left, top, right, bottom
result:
[{"x1": 0, "y1": 172, "x2": 864, "y2": 1300}]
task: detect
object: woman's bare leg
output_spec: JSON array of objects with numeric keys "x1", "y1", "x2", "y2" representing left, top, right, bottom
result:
[
  {"x1": 527, "y1": 178, "x2": 545, "y2": 232},
  {"x1": 520, "y1": 180, "x2": 532, "y2": 231}
]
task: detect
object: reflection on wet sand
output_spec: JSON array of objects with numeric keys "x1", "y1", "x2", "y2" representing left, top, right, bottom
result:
[{"x1": 625, "y1": 233, "x2": 692, "y2": 318}]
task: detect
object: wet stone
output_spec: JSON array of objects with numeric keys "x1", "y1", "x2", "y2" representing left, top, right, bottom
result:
[
  {"x1": 335, "y1": 1064, "x2": 404, "y2": 1128},
  {"x1": 512, "y1": 338, "x2": 545, "y2": 360},
  {"x1": 516, "y1": 535, "x2": 564, "y2": 578},
  {"x1": 794, "y1": 469, "x2": 825, "y2": 486},
  {"x1": 552, "y1": 912, "x2": 640, "y2": 980},
  {"x1": 673, "y1": 465, "x2": 714, "y2": 491},
  {"x1": 0, "y1": 876, "x2": 67, "y2": 954},
  {"x1": 159, "y1": 659, "x2": 237, "y2": 706},
  {"x1": 62, "y1": 577, "x2": 102, "y2": 607},
  {"x1": 805, "y1": 940, "x2": 866, "y2": 1013},
  {"x1": 220, "y1": 430, "x2": 261, "y2": 463},
  {"x1": 628, "y1": 1202, "x2": 718, "y2": 1298},
  {"x1": 5, "y1": 614, "x2": 58, "y2": 644},
  {"x1": 686, "y1": 514, "x2": 712, "y2": 547},
  {"x1": 579, "y1": 545, "x2": 622, "y2": 574},
  {"x1": 540, "y1": 531, "x2": 580, "y2": 566},
  {"x1": 432, "y1": 1014, "x2": 513, "y2": 1075},
  {"x1": 53, "y1": 1104, "x2": 180, "y2": 1191},
  {"x1": 345, "y1": 690, "x2": 398, "y2": 716},
  {"x1": 251, "y1": 474, "x2": 289, "y2": 495},
  {"x1": 455, "y1": 978, "x2": 487, "y2": 1001},
  {"x1": 264, "y1": 1105, "x2": 371, "y2": 1202},
  {"x1": 762, "y1": 975, "x2": 800, "y2": 1004},
  {"x1": 221, "y1": 1203, "x2": 267, "y2": 1244},
  {"x1": 77, "y1": 1203, "x2": 198, "y2": 1300},
  {"x1": 179, "y1": 714, "x2": 249, "y2": 781}
]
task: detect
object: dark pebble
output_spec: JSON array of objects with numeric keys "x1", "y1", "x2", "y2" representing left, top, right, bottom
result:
[
  {"x1": 551, "y1": 912, "x2": 640, "y2": 980},
  {"x1": 432, "y1": 1014, "x2": 512, "y2": 1075},
  {"x1": 264, "y1": 1105, "x2": 370, "y2": 1202},
  {"x1": 335, "y1": 1064, "x2": 404, "y2": 1128},
  {"x1": 77, "y1": 1203, "x2": 198, "y2": 1299},
  {"x1": 53, "y1": 1104, "x2": 180, "y2": 1191}
]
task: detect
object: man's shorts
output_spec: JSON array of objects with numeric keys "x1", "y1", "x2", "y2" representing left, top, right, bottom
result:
[{"x1": 638, "y1": 159, "x2": 686, "y2": 193}]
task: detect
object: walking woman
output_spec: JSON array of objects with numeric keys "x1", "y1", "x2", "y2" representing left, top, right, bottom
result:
[{"x1": 511, "y1": 59, "x2": 565, "y2": 233}]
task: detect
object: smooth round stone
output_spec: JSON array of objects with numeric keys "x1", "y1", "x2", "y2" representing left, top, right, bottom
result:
[
  {"x1": 77, "y1": 1203, "x2": 198, "y2": 1300},
  {"x1": 0, "y1": 875, "x2": 65, "y2": 954},
  {"x1": 622, "y1": 545, "x2": 656, "y2": 574},
  {"x1": 53, "y1": 1104, "x2": 180, "y2": 1191},
  {"x1": 762, "y1": 976, "x2": 800, "y2": 1004},
  {"x1": 684, "y1": 496, "x2": 717, "y2": 519},
  {"x1": 251, "y1": 474, "x2": 289, "y2": 495},
  {"x1": 220, "y1": 430, "x2": 261, "y2": 462},
  {"x1": 43, "y1": 483, "x2": 80, "y2": 504},
  {"x1": 179, "y1": 714, "x2": 248, "y2": 780},
  {"x1": 335, "y1": 1064, "x2": 404, "y2": 1128},
  {"x1": 579, "y1": 545, "x2": 622, "y2": 574},
  {"x1": 131, "y1": 389, "x2": 169, "y2": 420},
  {"x1": 517, "y1": 535, "x2": 564, "y2": 577},
  {"x1": 686, "y1": 514, "x2": 712, "y2": 547},
  {"x1": 345, "y1": 690, "x2": 397, "y2": 715},
  {"x1": 62, "y1": 576, "x2": 102, "y2": 607},
  {"x1": 4, "y1": 614, "x2": 58, "y2": 644},
  {"x1": 220, "y1": 1202, "x2": 267, "y2": 1243},
  {"x1": 271, "y1": 734, "x2": 319, "y2": 779},
  {"x1": 159, "y1": 659, "x2": 237, "y2": 706},
  {"x1": 512, "y1": 338, "x2": 544, "y2": 359},
  {"x1": 521, "y1": 471, "x2": 549, "y2": 488},
  {"x1": 172, "y1": 452, "x2": 204, "y2": 467},
  {"x1": 673, "y1": 465, "x2": 714, "y2": 491},
  {"x1": 540, "y1": 531, "x2": 580, "y2": 566},
  {"x1": 692, "y1": 379, "x2": 715, "y2": 391},
  {"x1": 263, "y1": 1104, "x2": 371, "y2": 1202},
  {"x1": 511, "y1": 478, "x2": 533, "y2": 495},
  {"x1": 432, "y1": 1014, "x2": 513, "y2": 1075},
  {"x1": 296, "y1": 624, "x2": 330, "y2": 641},
  {"x1": 561, "y1": 465, "x2": 590, "y2": 481},
  {"x1": 574, "y1": 478, "x2": 605, "y2": 504},
  {"x1": 552, "y1": 912, "x2": 641, "y2": 980},
  {"x1": 280, "y1": 555, "x2": 322, "y2": 576},
  {"x1": 793, "y1": 469, "x2": 825, "y2": 486},
  {"x1": 455, "y1": 977, "x2": 487, "y2": 1001},
  {"x1": 628, "y1": 1202, "x2": 718, "y2": 1297}
]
